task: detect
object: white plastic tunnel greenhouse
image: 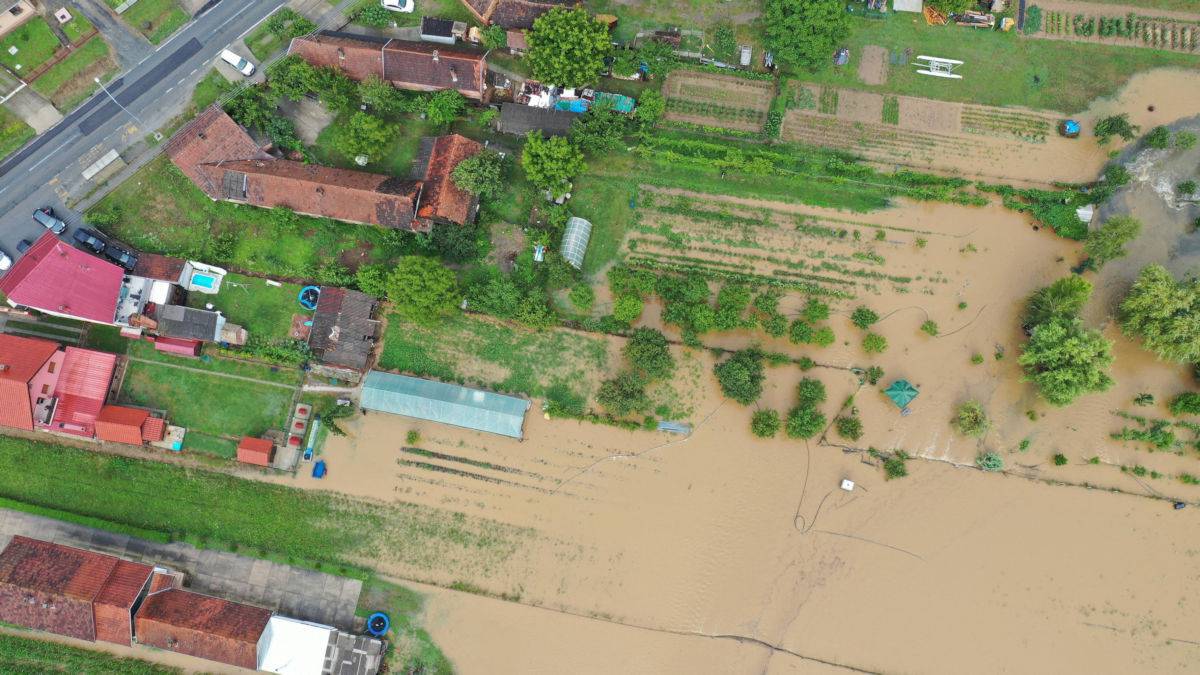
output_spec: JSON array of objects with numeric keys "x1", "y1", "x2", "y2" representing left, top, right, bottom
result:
[{"x1": 561, "y1": 217, "x2": 592, "y2": 269}]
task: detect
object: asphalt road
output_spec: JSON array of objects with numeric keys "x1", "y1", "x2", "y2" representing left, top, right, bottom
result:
[{"x1": 0, "y1": 0, "x2": 283, "y2": 261}]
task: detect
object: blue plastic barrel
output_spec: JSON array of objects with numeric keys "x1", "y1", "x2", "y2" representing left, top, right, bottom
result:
[{"x1": 366, "y1": 612, "x2": 390, "y2": 636}]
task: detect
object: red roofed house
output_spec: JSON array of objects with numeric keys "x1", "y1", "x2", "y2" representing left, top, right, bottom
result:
[
  {"x1": 0, "y1": 536, "x2": 153, "y2": 647},
  {"x1": 414, "y1": 134, "x2": 484, "y2": 227},
  {"x1": 459, "y1": 0, "x2": 577, "y2": 29},
  {"x1": 0, "y1": 334, "x2": 61, "y2": 431},
  {"x1": 95, "y1": 405, "x2": 163, "y2": 446},
  {"x1": 288, "y1": 32, "x2": 487, "y2": 100},
  {"x1": 167, "y1": 108, "x2": 482, "y2": 232},
  {"x1": 43, "y1": 346, "x2": 118, "y2": 438},
  {"x1": 135, "y1": 588, "x2": 271, "y2": 670},
  {"x1": 0, "y1": 232, "x2": 123, "y2": 324},
  {"x1": 236, "y1": 436, "x2": 274, "y2": 467}
]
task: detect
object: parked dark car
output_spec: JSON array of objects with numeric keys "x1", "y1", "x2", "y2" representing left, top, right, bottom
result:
[
  {"x1": 72, "y1": 227, "x2": 106, "y2": 254},
  {"x1": 33, "y1": 207, "x2": 66, "y2": 235},
  {"x1": 103, "y1": 243, "x2": 138, "y2": 271},
  {"x1": 15, "y1": 239, "x2": 32, "y2": 254}
]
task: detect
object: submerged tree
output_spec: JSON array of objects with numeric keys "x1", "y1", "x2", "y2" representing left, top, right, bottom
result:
[
  {"x1": 1018, "y1": 317, "x2": 1115, "y2": 406},
  {"x1": 952, "y1": 401, "x2": 990, "y2": 438},
  {"x1": 1120, "y1": 264, "x2": 1200, "y2": 363},
  {"x1": 1083, "y1": 215, "x2": 1142, "y2": 269},
  {"x1": 1024, "y1": 276, "x2": 1093, "y2": 328},
  {"x1": 1093, "y1": 114, "x2": 1139, "y2": 144},
  {"x1": 714, "y1": 348, "x2": 766, "y2": 405}
]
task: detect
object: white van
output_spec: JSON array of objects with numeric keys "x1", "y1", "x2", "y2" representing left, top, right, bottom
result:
[{"x1": 220, "y1": 49, "x2": 255, "y2": 76}]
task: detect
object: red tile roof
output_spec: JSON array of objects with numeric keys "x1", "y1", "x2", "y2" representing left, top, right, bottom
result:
[
  {"x1": 236, "y1": 437, "x2": 274, "y2": 466},
  {"x1": 215, "y1": 158, "x2": 421, "y2": 230},
  {"x1": 286, "y1": 33, "x2": 384, "y2": 82},
  {"x1": 0, "y1": 334, "x2": 59, "y2": 431},
  {"x1": 461, "y1": 0, "x2": 577, "y2": 29},
  {"x1": 132, "y1": 253, "x2": 187, "y2": 283},
  {"x1": 416, "y1": 134, "x2": 483, "y2": 226},
  {"x1": 0, "y1": 233, "x2": 123, "y2": 324},
  {"x1": 95, "y1": 405, "x2": 150, "y2": 445},
  {"x1": 48, "y1": 347, "x2": 116, "y2": 437},
  {"x1": 94, "y1": 560, "x2": 153, "y2": 609},
  {"x1": 152, "y1": 337, "x2": 202, "y2": 356},
  {"x1": 505, "y1": 29, "x2": 528, "y2": 50},
  {"x1": 135, "y1": 588, "x2": 270, "y2": 669},
  {"x1": 0, "y1": 536, "x2": 118, "y2": 601},
  {"x1": 164, "y1": 106, "x2": 270, "y2": 198},
  {"x1": 289, "y1": 34, "x2": 487, "y2": 99},
  {"x1": 141, "y1": 416, "x2": 166, "y2": 442},
  {"x1": 381, "y1": 39, "x2": 486, "y2": 99}
]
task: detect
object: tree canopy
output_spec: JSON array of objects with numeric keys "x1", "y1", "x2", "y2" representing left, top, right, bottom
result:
[
  {"x1": 1024, "y1": 276, "x2": 1092, "y2": 327},
  {"x1": 1094, "y1": 114, "x2": 1139, "y2": 144},
  {"x1": 763, "y1": 0, "x2": 851, "y2": 72},
  {"x1": 521, "y1": 132, "x2": 585, "y2": 198},
  {"x1": 387, "y1": 256, "x2": 459, "y2": 324},
  {"x1": 333, "y1": 112, "x2": 395, "y2": 159},
  {"x1": 714, "y1": 349, "x2": 766, "y2": 405},
  {"x1": 426, "y1": 89, "x2": 466, "y2": 126},
  {"x1": 1083, "y1": 215, "x2": 1142, "y2": 268},
  {"x1": 623, "y1": 328, "x2": 675, "y2": 381},
  {"x1": 451, "y1": 150, "x2": 506, "y2": 198},
  {"x1": 526, "y1": 7, "x2": 612, "y2": 87},
  {"x1": 1120, "y1": 264, "x2": 1200, "y2": 363},
  {"x1": 1019, "y1": 317, "x2": 1115, "y2": 406}
]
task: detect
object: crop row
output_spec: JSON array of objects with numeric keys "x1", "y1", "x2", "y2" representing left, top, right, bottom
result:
[
  {"x1": 1042, "y1": 10, "x2": 1199, "y2": 50},
  {"x1": 625, "y1": 253, "x2": 856, "y2": 298},
  {"x1": 961, "y1": 108, "x2": 1051, "y2": 143},
  {"x1": 665, "y1": 98, "x2": 766, "y2": 123},
  {"x1": 780, "y1": 115, "x2": 983, "y2": 159}
]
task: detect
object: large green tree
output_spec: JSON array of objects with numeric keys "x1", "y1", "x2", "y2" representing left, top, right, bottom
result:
[
  {"x1": 387, "y1": 256, "x2": 459, "y2": 324},
  {"x1": 1018, "y1": 317, "x2": 1115, "y2": 406},
  {"x1": 266, "y1": 55, "x2": 319, "y2": 101},
  {"x1": 526, "y1": 7, "x2": 612, "y2": 87},
  {"x1": 521, "y1": 132, "x2": 584, "y2": 198},
  {"x1": 1084, "y1": 215, "x2": 1142, "y2": 268},
  {"x1": 451, "y1": 150, "x2": 505, "y2": 198},
  {"x1": 426, "y1": 89, "x2": 466, "y2": 126},
  {"x1": 1024, "y1": 276, "x2": 1092, "y2": 327},
  {"x1": 763, "y1": 0, "x2": 851, "y2": 72},
  {"x1": 1120, "y1": 264, "x2": 1200, "y2": 362},
  {"x1": 623, "y1": 327, "x2": 675, "y2": 381},
  {"x1": 334, "y1": 112, "x2": 395, "y2": 159},
  {"x1": 714, "y1": 348, "x2": 766, "y2": 405}
]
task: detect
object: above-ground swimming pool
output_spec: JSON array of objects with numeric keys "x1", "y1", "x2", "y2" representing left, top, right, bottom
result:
[{"x1": 191, "y1": 273, "x2": 217, "y2": 290}]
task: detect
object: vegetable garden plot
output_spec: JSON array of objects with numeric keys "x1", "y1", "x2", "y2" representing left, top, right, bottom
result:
[
  {"x1": 663, "y1": 70, "x2": 775, "y2": 132},
  {"x1": 621, "y1": 189, "x2": 953, "y2": 299},
  {"x1": 1037, "y1": 5, "x2": 1200, "y2": 52}
]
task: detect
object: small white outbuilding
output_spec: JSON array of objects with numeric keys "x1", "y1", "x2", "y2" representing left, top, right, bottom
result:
[{"x1": 257, "y1": 616, "x2": 334, "y2": 675}]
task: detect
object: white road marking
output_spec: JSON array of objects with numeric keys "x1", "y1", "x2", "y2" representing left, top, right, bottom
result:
[
  {"x1": 27, "y1": 137, "x2": 77, "y2": 172},
  {"x1": 216, "y1": 2, "x2": 258, "y2": 32}
]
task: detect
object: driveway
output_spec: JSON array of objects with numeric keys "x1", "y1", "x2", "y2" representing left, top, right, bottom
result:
[{"x1": 3, "y1": 87, "x2": 62, "y2": 134}]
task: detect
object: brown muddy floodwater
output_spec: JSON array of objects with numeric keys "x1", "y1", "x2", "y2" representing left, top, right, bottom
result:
[{"x1": 291, "y1": 69, "x2": 1200, "y2": 674}]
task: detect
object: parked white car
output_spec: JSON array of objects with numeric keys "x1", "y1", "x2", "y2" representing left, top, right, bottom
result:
[
  {"x1": 382, "y1": 0, "x2": 414, "y2": 12},
  {"x1": 220, "y1": 48, "x2": 255, "y2": 76},
  {"x1": 0, "y1": 250, "x2": 11, "y2": 272}
]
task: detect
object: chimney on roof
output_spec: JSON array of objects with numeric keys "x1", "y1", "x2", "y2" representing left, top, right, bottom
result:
[
  {"x1": 432, "y1": 50, "x2": 439, "y2": 62},
  {"x1": 449, "y1": 65, "x2": 458, "y2": 83},
  {"x1": 198, "y1": 132, "x2": 206, "y2": 140},
  {"x1": 0, "y1": 364, "x2": 8, "y2": 373},
  {"x1": 337, "y1": 47, "x2": 345, "y2": 60},
  {"x1": 316, "y1": 186, "x2": 325, "y2": 195}
]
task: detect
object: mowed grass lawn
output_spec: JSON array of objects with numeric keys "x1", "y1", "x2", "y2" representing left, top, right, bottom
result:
[
  {"x1": 0, "y1": 434, "x2": 530, "y2": 574},
  {"x1": 0, "y1": 106, "x2": 34, "y2": 162},
  {"x1": 110, "y1": 0, "x2": 189, "y2": 44},
  {"x1": 0, "y1": 631, "x2": 179, "y2": 675},
  {"x1": 378, "y1": 312, "x2": 609, "y2": 403},
  {"x1": 90, "y1": 156, "x2": 420, "y2": 280},
  {"x1": 308, "y1": 112, "x2": 439, "y2": 178},
  {"x1": 797, "y1": 17, "x2": 1200, "y2": 113},
  {"x1": 61, "y1": 12, "x2": 97, "y2": 44},
  {"x1": 186, "y1": 273, "x2": 305, "y2": 342},
  {"x1": 31, "y1": 37, "x2": 116, "y2": 110},
  {"x1": 0, "y1": 17, "x2": 59, "y2": 73},
  {"x1": 118, "y1": 356, "x2": 296, "y2": 457}
]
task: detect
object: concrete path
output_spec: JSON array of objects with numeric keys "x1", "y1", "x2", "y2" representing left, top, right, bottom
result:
[
  {"x1": 69, "y1": 0, "x2": 153, "y2": 70},
  {"x1": 0, "y1": 507, "x2": 363, "y2": 629},
  {"x1": 126, "y1": 355, "x2": 299, "y2": 389},
  {"x1": 3, "y1": 87, "x2": 62, "y2": 134}
]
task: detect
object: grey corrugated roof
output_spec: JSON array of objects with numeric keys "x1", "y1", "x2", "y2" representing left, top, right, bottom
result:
[
  {"x1": 496, "y1": 104, "x2": 578, "y2": 137},
  {"x1": 156, "y1": 305, "x2": 221, "y2": 341},
  {"x1": 361, "y1": 371, "x2": 530, "y2": 438}
]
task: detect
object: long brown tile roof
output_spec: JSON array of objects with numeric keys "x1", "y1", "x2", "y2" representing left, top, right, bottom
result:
[
  {"x1": 381, "y1": 39, "x2": 486, "y2": 99},
  {"x1": 212, "y1": 158, "x2": 422, "y2": 230},
  {"x1": 286, "y1": 32, "x2": 384, "y2": 82},
  {"x1": 137, "y1": 588, "x2": 270, "y2": 643},
  {"x1": 0, "y1": 536, "x2": 150, "y2": 604}
]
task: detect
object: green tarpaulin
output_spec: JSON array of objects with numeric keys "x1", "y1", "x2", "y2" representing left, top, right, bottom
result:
[
  {"x1": 361, "y1": 371, "x2": 531, "y2": 438},
  {"x1": 884, "y1": 380, "x2": 919, "y2": 408}
]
